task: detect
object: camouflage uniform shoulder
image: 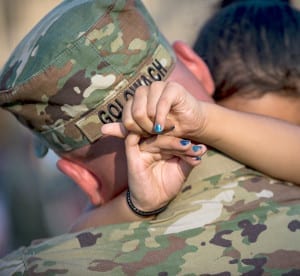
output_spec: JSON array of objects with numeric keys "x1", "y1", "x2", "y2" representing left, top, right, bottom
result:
[{"x1": 1, "y1": 151, "x2": 299, "y2": 275}]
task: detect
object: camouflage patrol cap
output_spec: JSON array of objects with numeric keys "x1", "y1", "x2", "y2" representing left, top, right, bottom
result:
[{"x1": 0, "y1": 0, "x2": 175, "y2": 154}]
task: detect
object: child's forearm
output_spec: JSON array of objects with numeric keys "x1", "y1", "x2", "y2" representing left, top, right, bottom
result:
[
  {"x1": 199, "y1": 103, "x2": 300, "y2": 184},
  {"x1": 69, "y1": 191, "x2": 153, "y2": 232}
]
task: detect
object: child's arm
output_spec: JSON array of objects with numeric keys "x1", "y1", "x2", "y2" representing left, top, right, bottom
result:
[
  {"x1": 69, "y1": 134, "x2": 207, "y2": 232},
  {"x1": 198, "y1": 102, "x2": 300, "y2": 184},
  {"x1": 117, "y1": 81, "x2": 300, "y2": 184}
]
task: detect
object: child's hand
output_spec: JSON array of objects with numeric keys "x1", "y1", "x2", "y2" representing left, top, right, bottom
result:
[
  {"x1": 121, "y1": 81, "x2": 208, "y2": 140},
  {"x1": 102, "y1": 124, "x2": 207, "y2": 212},
  {"x1": 126, "y1": 133, "x2": 207, "y2": 212}
]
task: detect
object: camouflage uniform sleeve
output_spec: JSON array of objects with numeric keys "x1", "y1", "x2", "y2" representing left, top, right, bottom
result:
[
  {"x1": 1, "y1": 151, "x2": 299, "y2": 275},
  {"x1": 0, "y1": 246, "x2": 26, "y2": 275}
]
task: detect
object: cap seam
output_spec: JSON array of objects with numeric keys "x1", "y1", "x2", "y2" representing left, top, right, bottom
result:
[{"x1": 1, "y1": 2, "x2": 118, "y2": 91}]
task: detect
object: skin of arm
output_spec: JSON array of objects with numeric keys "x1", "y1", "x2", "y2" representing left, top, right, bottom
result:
[
  {"x1": 71, "y1": 80, "x2": 299, "y2": 232},
  {"x1": 69, "y1": 191, "x2": 146, "y2": 232},
  {"x1": 69, "y1": 134, "x2": 207, "y2": 232},
  {"x1": 118, "y1": 81, "x2": 300, "y2": 184},
  {"x1": 199, "y1": 102, "x2": 300, "y2": 184}
]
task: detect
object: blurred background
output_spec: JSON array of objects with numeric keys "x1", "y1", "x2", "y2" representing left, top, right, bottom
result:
[{"x1": 0, "y1": 0, "x2": 299, "y2": 258}]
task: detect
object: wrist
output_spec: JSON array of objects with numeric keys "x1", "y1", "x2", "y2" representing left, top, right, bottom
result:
[
  {"x1": 194, "y1": 102, "x2": 223, "y2": 145},
  {"x1": 186, "y1": 100, "x2": 210, "y2": 142},
  {"x1": 126, "y1": 190, "x2": 169, "y2": 217}
]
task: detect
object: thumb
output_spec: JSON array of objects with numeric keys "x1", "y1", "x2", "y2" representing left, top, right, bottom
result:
[
  {"x1": 125, "y1": 132, "x2": 142, "y2": 165},
  {"x1": 101, "y1": 122, "x2": 128, "y2": 138},
  {"x1": 178, "y1": 159, "x2": 193, "y2": 180}
]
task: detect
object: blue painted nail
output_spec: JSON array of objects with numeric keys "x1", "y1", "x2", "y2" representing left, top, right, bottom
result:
[
  {"x1": 192, "y1": 145, "x2": 202, "y2": 152},
  {"x1": 180, "y1": 139, "x2": 190, "y2": 146},
  {"x1": 154, "y1": 124, "x2": 163, "y2": 133},
  {"x1": 194, "y1": 156, "x2": 201, "y2": 161}
]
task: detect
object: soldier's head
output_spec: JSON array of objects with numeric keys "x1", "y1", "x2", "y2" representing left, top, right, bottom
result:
[{"x1": 0, "y1": 0, "x2": 214, "y2": 204}]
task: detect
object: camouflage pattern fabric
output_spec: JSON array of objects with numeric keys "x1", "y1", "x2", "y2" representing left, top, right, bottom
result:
[
  {"x1": 0, "y1": 0, "x2": 175, "y2": 153},
  {"x1": 1, "y1": 150, "x2": 299, "y2": 275}
]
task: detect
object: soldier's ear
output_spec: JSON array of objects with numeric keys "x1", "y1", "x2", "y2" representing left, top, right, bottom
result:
[
  {"x1": 173, "y1": 40, "x2": 214, "y2": 95},
  {"x1": 56, "y1": 158, "x2": 102, "y2": 205}
]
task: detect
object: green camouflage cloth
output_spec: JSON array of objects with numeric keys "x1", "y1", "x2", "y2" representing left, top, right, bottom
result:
[
  {"x1": 1, "y1": 150, "x2": 299, "y2": 275},
  {"x1": 0, "y1": 0, "x2": 175, "y2": 154}
]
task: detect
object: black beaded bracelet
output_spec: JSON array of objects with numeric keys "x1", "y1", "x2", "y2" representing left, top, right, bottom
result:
[{"x1": 126, "y1": 190, "x2": 169, "y2": 217}]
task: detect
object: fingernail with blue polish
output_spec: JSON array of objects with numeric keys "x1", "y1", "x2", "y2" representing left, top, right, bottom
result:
[
  {"x1": 180, "y1": 139, "x2": 190, "y2": 146},
  {"x1": 154, "y1": 124, "x2": 163, "y2": 133},
  {"x1": 194, "y1": 156, "x2": 201, "y2": 161},
  {"x1": 192, "y1": 145, "x2": 202, "y2": 152}
]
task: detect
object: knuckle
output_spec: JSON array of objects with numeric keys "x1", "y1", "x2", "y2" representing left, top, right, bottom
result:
[
  {"x1": 147, "y1": 108, "x2": 155, "y2": 120},
  {"x1": 167, "y1": 81, "x2": 182, "y2": 89},
  {"x1": 132, "y1": 107, "x2": 146, "y2": 121},
  {"x1": 123, "y1": 119, "x2": 135, "y2": 131},
  {"x1": 135, "y1": 85, "x2": 148, "y2": 96},
  {"x1": 150, "y1": 81, "x2": 164, "y2": 90}
]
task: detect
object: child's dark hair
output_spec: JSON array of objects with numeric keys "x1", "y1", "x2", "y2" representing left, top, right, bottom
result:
[{"x1": 194, "y1": 0, "x2": 300, "y2": 101}]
